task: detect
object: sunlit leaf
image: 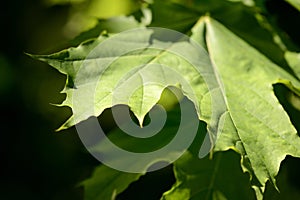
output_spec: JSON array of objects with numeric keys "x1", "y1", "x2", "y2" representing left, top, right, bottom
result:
[
  {"x1": 285, "y1": 0, "x2": 300, "y2": 11},
  {"x1": 34, "y1": 1, "x2": 300, "y2": 199},
  {"x1": 192, "y1": 17, "x2": 300, "y2": 199}
]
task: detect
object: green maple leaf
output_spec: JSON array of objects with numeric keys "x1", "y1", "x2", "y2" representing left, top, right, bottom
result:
[
  {"x1": 32, "y1": 27, "x2": 221, "y2": 132},
  {"x1": 32, "y1": 12, "x2": 300, "y2": 200},
  {"x1": 161, "y1": 17, "x2": 300, "y2": 200}
]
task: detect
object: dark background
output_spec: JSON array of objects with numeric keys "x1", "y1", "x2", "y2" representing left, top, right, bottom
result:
[
  {"x1": 1, "y1": 1, "x2": 95, "y2": 199},
  {"x1": 1, "y1": 0, "x2": 300, "y2": 199}
]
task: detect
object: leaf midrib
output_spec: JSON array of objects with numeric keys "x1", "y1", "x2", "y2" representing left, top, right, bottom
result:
[{"x1": 204, "y1": 19, "x2": 278, "y2": 186}]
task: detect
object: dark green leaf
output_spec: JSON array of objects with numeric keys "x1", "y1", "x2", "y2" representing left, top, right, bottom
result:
[
  {"x1": 162, "y1": 151, "x2": 255, "y2": 200},
  {"x1": 82, "y1": 165, "x2": 142, "y2": 200}
]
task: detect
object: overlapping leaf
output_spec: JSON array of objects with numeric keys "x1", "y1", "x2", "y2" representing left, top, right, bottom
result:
[
  {"x1": 189, "y1": 17, "x2": 300, "y2": 199},
  {"x1": 34, "y1": 1, "x2": 300, "y2": 200},
  {"x1": 162, "y1": 151, "x2": 255, "y2": 200},
  {"x1": 33, "y1": 27, "x2": 223, "y2": 135},
  {"x1": 285, "y1": 51, "x2": 300, "y2": 79}
]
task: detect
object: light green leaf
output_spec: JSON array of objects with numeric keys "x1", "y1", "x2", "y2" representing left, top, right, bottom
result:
[
  {"x1": 264, "y1": 156, "x2": 300, "y2": 199},
  {"x1": 32, "y1": 27, "x2": 224, "y2": 138},
  {"x1": 82, "y1": 164, "x2": 142, "y2": 200},
  {"x1": 34, "y1": 7, "x2": 300, "y2": 199},
  {"x1": 70, "y1": 8, "x2": 152, "y2": 46},
  {"x1": 151, "y1": 0, "x2": 291, "y2": 70},
  {"x1": 162, "y1": 151, "x2": 255, "y2": 200},
  {"x1": 285, "y1": 0, "x2": 300, "y2": 11},
  {"x1": 285, "y1": 51, "x2": 300, "y2": 79},
  {"x1": 62, "y1": 0, "x2": 143, "y2": 39},
  {"x1": 192, "y1": 17, "x2": 300, "y2": 199}
]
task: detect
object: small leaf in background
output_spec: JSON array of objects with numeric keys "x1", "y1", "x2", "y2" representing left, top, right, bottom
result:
[
  {"x1": 70, "y1": 8, "x2": 152, "y2": 46},
  {"x1": 50, "y1": 0, "x2": 144, "y2": 39},
  {"x1": 82, "y1": 165, "x2": 142, "y2": 200},
  {"x1": 162, "y1": 151, "x2": 255, "y2": 200}
]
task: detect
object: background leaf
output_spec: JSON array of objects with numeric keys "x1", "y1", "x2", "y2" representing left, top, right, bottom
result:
[
  {"x1": 162, "y1": 151, "x2": 255, "y2": 200},
  {"x1": 82, "y1": 165, "x2": 142, "y2": 200}
]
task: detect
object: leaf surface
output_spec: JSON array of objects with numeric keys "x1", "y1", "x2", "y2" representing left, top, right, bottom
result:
[
  {"x1": 33, "y1": 26, "x2": 223, "y2": 136},
  {"x1": 285, "y1": 0, "x2": 300, "y2": 11},
  {"x1": 285, "y1": 51, "x2": 300, "y2": 79},
  {"x1": 33, "y1": 5, "x2": 300, "y2": 199},
  {"x1": 162, "y1": 151, "x2": 255, "y2": 200},
  {"x1": 82, "y1": 165, "x2": 142, "y2": 200},
  {"x1": 190, "y1": 17, "x2": 300, "y2": 199}
]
